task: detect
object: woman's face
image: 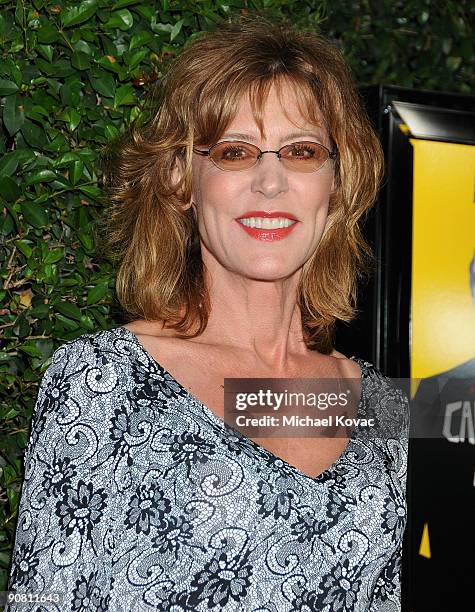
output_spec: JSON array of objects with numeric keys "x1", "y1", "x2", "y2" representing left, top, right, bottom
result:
[{"x1": 190, "y1": 81, "x2": 335, "y2": 282}]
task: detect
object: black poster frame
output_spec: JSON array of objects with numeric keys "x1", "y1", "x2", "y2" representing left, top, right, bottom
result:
[{"x1": 335, "y1": 84, "x2": 475, "y2": 612}]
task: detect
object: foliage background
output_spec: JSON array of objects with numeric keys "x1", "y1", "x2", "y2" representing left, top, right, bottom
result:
[{"x1": 0, "y1": 0, "x2": 472, "y2": 591}]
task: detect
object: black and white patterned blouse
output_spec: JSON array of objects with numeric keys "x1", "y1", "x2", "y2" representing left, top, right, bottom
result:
[{"x1": 7, "y1": 326, "x2": 409, "y2": 611}]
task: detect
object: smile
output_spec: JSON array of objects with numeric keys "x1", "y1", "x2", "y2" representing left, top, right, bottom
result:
[{"x1": 235, "y1": 217, "x2": 299, "y2": 241}]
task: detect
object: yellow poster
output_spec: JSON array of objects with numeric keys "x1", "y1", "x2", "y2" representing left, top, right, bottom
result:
[{"x1": 411, "y1": 139, "x2": 475, "y2": 384}]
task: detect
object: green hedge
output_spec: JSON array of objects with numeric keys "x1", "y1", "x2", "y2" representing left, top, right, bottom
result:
[{"x1": 0, "y1": 0, "x2": 472, "y2": 591}]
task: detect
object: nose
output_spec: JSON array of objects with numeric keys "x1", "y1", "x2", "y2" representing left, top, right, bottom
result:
[{"x1": 250, "y1": 151, "x2": 289, "y2": 198}]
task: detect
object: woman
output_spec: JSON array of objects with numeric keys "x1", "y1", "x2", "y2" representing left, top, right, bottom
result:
[{"x1": 7, "y1": 15, "x2": 409, "y2": 612}]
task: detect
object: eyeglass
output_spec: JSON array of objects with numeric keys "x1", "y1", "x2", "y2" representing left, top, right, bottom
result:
[{"x1": 192, "y1": 140, "x2": 338, "y2": 172}]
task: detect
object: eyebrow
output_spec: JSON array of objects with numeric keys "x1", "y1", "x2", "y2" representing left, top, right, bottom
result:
[{"x1": 220, "y1": 130, "x2": 325, "y2": 143}]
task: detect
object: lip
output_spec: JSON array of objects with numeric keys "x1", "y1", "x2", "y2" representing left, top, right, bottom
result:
[{"x1": 236, "y1": 210, "x2": 298, "y2": 221}]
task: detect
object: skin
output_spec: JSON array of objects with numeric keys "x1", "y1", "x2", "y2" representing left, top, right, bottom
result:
[{"x1": 177, "y1": 80, "x2": 342, "y2": 373}]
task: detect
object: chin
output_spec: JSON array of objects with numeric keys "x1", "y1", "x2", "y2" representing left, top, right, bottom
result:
[{"x1": 235, "y1": 262, "x2": 303, "y2": 282}]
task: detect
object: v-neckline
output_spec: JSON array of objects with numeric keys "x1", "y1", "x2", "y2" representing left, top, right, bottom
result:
[{"x1": 115, "y1": 325, "x2": 368, "y2": 484}]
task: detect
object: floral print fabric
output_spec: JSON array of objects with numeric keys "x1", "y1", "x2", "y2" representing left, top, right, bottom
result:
[{"x1": 7, "y1": 326, "x2": 409, "y2": 611}]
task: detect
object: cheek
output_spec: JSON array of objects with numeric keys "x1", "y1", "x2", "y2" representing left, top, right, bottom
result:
[
  {"x1": 193, "y1": 173, "x2": 241, "y2": 214},
  {"x1": 303, "y1": 174, "x2": 334, "y2": 210}
]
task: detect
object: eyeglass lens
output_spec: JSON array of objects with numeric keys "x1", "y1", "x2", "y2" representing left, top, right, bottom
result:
[{"x1": 209, "y1": 141, "x2": 330, "y2": 172}]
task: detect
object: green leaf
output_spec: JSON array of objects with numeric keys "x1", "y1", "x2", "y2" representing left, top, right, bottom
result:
[
  {"x1": 2, "y1": 200, "x2": 20, "y2": 229},
  {"x1": 129, "y1": 31, "x2": 152, "y2": 51},
  {"x1": 58, "y1": 109, "x2": 81, "y2": 131},
  {"x1": 134, "y1": 4, "x2": 155, "y2": 20},
  {"x1": 90, "y1": 306, "x2": 109, "y2": 328},
  {"x1": 37, "y1": 44, "x2": 54, "y2": 62},
  {"x1": 106, "y1": 9, "x2": 134, "y2": 30},
  {"x1": 3, "y1": 94, "x2": 25, "y2": 136},
  {"x1": 73, "y1": 40, "x2": 92, "y2": 55},
  {"x1": 89, "y1": 73, "x2": 116, "y2": 98},
  {"x1": 20, "y1": 342, "x2": 43, "y2": 358},
  {"x1": 4, "y1": 407, "x2": 20, "y2": 419},
  {"x1": 54, "y1": 312, "x2": 80, "y2": 330},
  {"x1": 78, "y1": 230, "x2": 94, "y2": 251},
  {"x1": 0, "y1": 150, "x2": 34, "y2": 176},
  {"x1": 37, "y1": 22, "x2": 59, "y2": 44},
  {"x1": 79, "y1": 313, "x2": 95, "y2": 330},
  {"x1": 29, "y1": 303, "x2": 49, "y2": 318},
  {"x1": 15, "y1": 0, "x2": 25, "y2": 28},
  {"x1": 60, "y1": 80, "x2": 82, "y2": 107},
  {"x1": 0, "y1": 176, "x2": 21, "y2": 201},
  {"x1": 69, "y1": 160, "x2": 84, "y2": 185},
  {"x1": 68, "y1": 109, "x2": 82, "y2": 132},
  {"x1": 50, "y1": 59, "x2": 75, "y2": 78},
  {"x1": 7, "y1": 486, "x2": 19, "y2": 511},
  {"x1": 104, "y1": 124, "x2": 119, "y2": 140},
  {"x1": 115, "y1": 0, "x2": 142, "y2": 8},
  {"x1": 125, "y1": 49, "x2": 148, "y2": 70},
  {"x1": 14, "y1": 239, "x2": 33, "y2": 258},
  {"x1": 87, "y1": 282, "x2": 109, "y2": 305},
  {"x1": 53, "y1": 152, "x2": 81, "y2": 168},
  {"x1": 27, "y1": 105, "x2": 50, "y2": 121},
  {"x1": 36, "y1": 58, "x2": 54, "y2": 76},
  {"x1": 79, "y1": 184, "x2": 102, "y2": 199},
  {"x1": 21, "y1": 201, "x2": 49, "y2": 228},
  {"x1": 446, "y1": 56, "x2": 462, "y2": 71},
  {"x1": 152, "y1": 22, "x2": 173, "y2": 35},
  {"x1": 24, "y1": 169, "x2": 58, "y2": 185},
  {"x1": 170, "y1": 18, "x2": 184, "y2": 42},
  {"x1": 21, "y1": 120, "x2": 46, "y2": 149},
  {"x1": 55, "y1": 301, "x2": 82, "y2": 321},
  {"x1": 71, "y1": 50, "x2": 91, "y2": 70},
  {"x1": 0, "y1": 78, "x2": 19, "y2": 95},
  {"x1": 47, "y1": 131, "x2": 68, "y2": 152},
  {"x1": 114, "y1": 84, "x2": 135, "y2": 107},
  {"x1": 44, "y1": 249, "x2": 64, "y2": 264},
  {"x1": 78, "y1": 206, "x2": 90, "y2": 230},
  {"x1": 1, "y1": 212, "x2": 15, "y2": 235},
  {"x1": 10, "y1": 63, "x2": 22, "y2": 88},
  {"x1": 97, "y1": 55, "x2": 121, "y2": 74},
  {"x1": 61, "y1": 0, "x2": 99, "y2": 28},
  {"x1": 60, "y1": 277, "x2": 80, "y2": 287}
]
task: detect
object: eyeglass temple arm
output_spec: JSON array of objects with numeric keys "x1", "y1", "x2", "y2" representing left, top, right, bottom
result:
[{"x1": 192, "y1": 148, "x2": 209, "y2": 156}]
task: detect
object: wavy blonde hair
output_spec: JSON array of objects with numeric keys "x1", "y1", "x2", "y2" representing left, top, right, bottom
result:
[{"x1": 100, "y1": 14, "x2": 384, "y2": 354}]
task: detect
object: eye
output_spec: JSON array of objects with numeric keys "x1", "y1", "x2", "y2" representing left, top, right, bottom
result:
[
  {"x1": 217, "y1": 144, "x2": 252, "y2": 161},
  {"x1": 285, "y1": 143, "x2": 319, "y2": 158}
]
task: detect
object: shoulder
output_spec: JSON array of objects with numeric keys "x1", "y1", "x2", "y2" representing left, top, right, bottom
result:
[
  {"x1": 360, "y1": 364, "x2": 409, "y2": 440},
  {"x1": 46, "y1": 326, "x2": 148, "y2": 376},
  {"x1": 331, "y1": 350, "x2": 409, "y2": 437},
  {"x1": 121, "y1": 319, "x2": 172, "y2": 337},
  {"x1": 36, "y1": 328, "x2": 129, "y2": 401},
  {"x1": 332, "y1": 348, "x2": 400, "y2": 391},
  {"x1": 51, "y1": 327, "x2": 123, "y2": 363},
  {"x1": 34, "y1": 328, "x2": 137, "y2": 426},
  {"x1": 330, "y1": 351, "x2": 407, "y2": 423},
  {"x1": 329, "y1": 348, "x2": 362, "y2": 379}
]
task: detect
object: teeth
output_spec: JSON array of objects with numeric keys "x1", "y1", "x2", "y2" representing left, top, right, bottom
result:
[{"x1": 238, "y1": 217, "x2": 296, "y2": 229}]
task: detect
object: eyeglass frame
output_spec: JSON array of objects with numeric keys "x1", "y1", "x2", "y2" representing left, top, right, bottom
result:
[{"x1": 192, "y1": 140, "x2": 338, "y2": 172}]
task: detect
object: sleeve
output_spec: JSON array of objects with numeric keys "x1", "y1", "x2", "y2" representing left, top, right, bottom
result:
[
  {"x1": 365, "y1": 367, "x2": 410, "y2": 612},
  {"x1": 6, "y1": 336, "x2": 120, "y2": 612},
  {"x1": 364, "y1": 365, "x2": 410, "y2": 494},
  {"x1": 385, "y1": 376, "x2": 410, "y2": 494}
]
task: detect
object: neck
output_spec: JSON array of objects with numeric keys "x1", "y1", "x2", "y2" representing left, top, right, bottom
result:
[{"x1": 190, "y1": 248, "x2": 311, "y2": 371}]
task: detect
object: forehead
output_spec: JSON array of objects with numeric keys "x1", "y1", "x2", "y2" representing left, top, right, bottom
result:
[{"x1": 223, "y1": 79, "x2": 327, "y2": 141}]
